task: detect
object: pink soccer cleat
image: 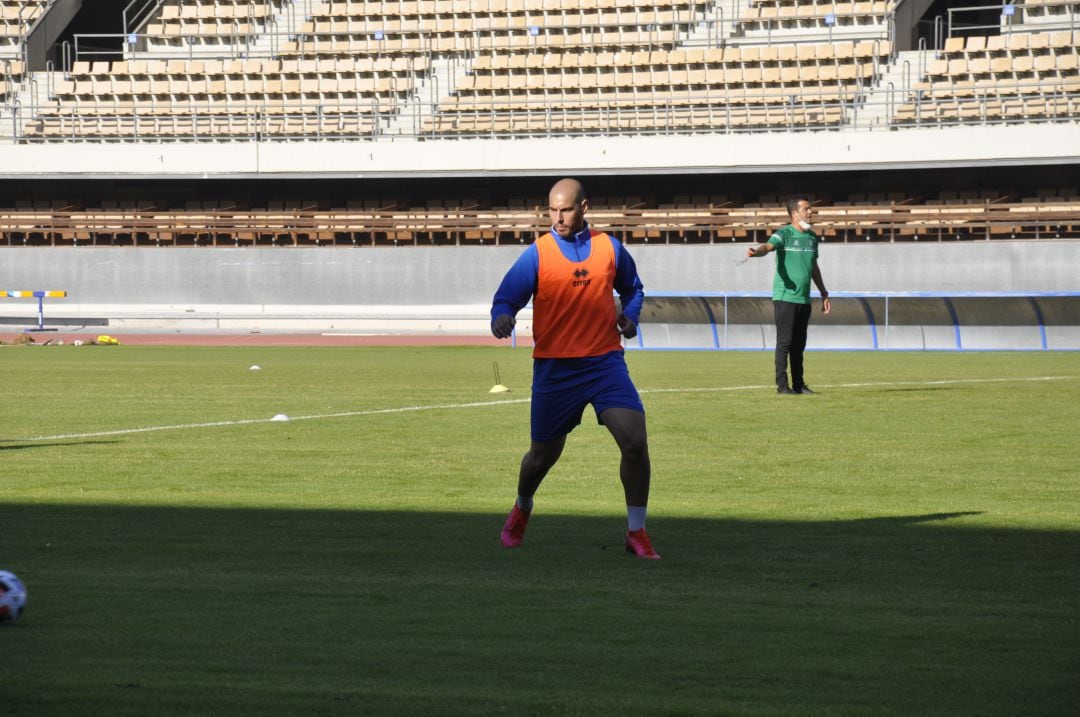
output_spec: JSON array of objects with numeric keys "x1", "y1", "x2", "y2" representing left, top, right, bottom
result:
[
  {"x1": 624, "y1": 528, "x2": 661, "y2": 560},
  {"x1": 500, "y1": 504, "x2": 531, "y2": 548}
]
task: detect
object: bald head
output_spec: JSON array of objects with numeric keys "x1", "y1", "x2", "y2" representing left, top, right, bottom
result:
[
  {"x1": 550, "y1": 178, "x2": 586, "y2": 205},
  {"x1": 548, "y1": 178, "x2": 589, "y2": 238}
]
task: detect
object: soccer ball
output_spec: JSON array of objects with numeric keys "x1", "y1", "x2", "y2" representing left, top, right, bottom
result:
[{"x1": 0, "y1": 571, "x2": 27, "y2": 623}]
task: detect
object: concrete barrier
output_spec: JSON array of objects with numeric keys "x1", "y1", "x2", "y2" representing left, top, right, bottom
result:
[
  {"x1": 631, "y1": 292, "x2": 1080, "y2": 351},
  {"x1": 1, "y1": 243, "x2": 1078, "y2": 348}
]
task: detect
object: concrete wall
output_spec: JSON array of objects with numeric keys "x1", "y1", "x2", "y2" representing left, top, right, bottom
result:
[
  {"x1": 3, "y1": 123, "x2": 1079, "y2": 179},
  {"x1": 1, "y1": 246, "x2": 500, "y2": 305},
  {"x1": 1, "y1": 241, "x2": 1078, "y2": 345},
  {"x1": 3, "y1": 240, "x2": 1078, "y2": 303},
  {"x1": 636, "y1": 241, "x2": 1080, "y2": 294}
]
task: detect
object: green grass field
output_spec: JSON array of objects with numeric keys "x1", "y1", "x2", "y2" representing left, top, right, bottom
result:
[{"x1": 2, "y1": 345, "x2": 1078, "y2": 716}]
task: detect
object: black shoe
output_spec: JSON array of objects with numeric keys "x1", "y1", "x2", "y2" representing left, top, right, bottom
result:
[
  {"x1": 795, "y1": 386, "x2": 817, "y2": 395},
  {"x1": 777, "y1": 386, "x2": 798, "y2": 395}
]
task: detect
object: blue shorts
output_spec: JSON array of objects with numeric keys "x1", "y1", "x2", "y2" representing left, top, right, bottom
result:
[{"x1": 530, "y1": 351, "x2": 644, "y2": 442}]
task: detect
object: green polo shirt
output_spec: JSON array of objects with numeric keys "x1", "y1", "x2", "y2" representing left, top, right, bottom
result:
[{"x1": 767, "y1": 224, "x2": 819, "y2": 304}]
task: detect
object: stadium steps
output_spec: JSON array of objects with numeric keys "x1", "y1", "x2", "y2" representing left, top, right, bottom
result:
[
  {"x1": 849, "y1": 49, "x2": 925, "y2": 128},
  {"x1": 382, "y1": 55, "x2": 462, "y2": 137},
  {"x1": 1, "y1": 75, "x2": 51, "y2": 141},
  {"x1": 682, "y1": 0, "x2": 739, "y2": 47},
  {"x1": 233, "y1": 1, "x2": 309, "y2": 59}
]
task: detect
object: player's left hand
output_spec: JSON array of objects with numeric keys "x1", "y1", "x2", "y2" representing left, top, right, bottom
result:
[
  {"x1": 822, "y1": 297, "x2": 832, "y2": 315},
  {"x1": 616, "y1": 313, "x2": 637, "y2": 339},
  {"x1": 492, "y1": 313, "x2": 516, "y2": 339}
]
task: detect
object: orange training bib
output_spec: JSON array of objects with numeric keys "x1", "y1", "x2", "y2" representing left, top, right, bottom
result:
[{"x1": 532, "y1": 231, "x2": 622, "y2": 359}]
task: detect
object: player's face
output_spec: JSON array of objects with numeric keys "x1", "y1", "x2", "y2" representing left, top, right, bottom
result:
[
  {"x1": 792, "y1": 201, "x2": 813, "y2": 224},
  {"x1": 549, "y1": 190, "x2": 588, "y2": 238}
]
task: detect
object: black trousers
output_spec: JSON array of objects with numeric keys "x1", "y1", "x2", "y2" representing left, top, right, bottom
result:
[{"x1": 774, "y1": 300, "x2": 813, "y2": 389}]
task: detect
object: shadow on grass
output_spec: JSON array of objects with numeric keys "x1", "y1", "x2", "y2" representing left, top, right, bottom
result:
[
  {"x1": 846, "y1": 511, "x2": 985, "y2": 525},
  {"x1": 0, "y1": 440, "x2": 120, "y2": 451},
  {"x1": 3, "y1": 504, "x2": 1078, "y2": 717}
]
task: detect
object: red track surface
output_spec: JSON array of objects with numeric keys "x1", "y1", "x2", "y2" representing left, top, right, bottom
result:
[{"x1": 5, "y1": 332, "x2": 515, "y2": 347}]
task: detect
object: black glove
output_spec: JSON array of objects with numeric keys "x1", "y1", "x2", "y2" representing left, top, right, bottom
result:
[{"x1": 492, "y1": 314, "x2": 516, "y2": 339}]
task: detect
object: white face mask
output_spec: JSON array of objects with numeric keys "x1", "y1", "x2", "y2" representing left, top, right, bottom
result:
[{"x1": 797, "y1": 219, "x2": 812, "y2": 231}]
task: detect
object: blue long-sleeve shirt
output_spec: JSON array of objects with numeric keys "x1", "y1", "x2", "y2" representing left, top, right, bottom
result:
[{"x1": 490, "y1": 223, "x2": 645, "y2": 327}]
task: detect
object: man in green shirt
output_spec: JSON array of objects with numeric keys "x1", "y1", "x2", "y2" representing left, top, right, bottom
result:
[{"x1": 746, "y1": 195, "x2": 832, "y2": 394}]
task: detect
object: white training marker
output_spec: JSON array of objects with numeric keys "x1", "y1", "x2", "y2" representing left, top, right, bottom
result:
[
  {"x1": 249, "y1": 365, "x2": 262, "y2": 371},
  {"x1": 270, "y1": 414, "x2": 290, "y2": 422}
]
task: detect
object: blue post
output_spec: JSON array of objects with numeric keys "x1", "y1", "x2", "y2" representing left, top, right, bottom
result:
[{"x1": 22, "y1": 290, "x2": 62, "y2": 333}]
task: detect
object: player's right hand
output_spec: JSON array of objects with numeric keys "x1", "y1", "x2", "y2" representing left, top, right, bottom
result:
[{"x1": 491, "y1": 314, "x2": 516, "y2": 339}]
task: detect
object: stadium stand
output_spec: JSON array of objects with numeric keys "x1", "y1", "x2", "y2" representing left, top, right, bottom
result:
[
  {"x1": 1018, "y1": 0, "x2": 1079, "y2": 28},
  {"x1": 1, "y1": 0, "x2": 39, "y2": 105},
  {"x1": 1, "y1": 0, "x2": 47, "y2": 54},
  {"x1": 1, "y1": 189, "x2": 1077, "y2": 246},
  {"x1": 144, "y1": 0, "x2": 287, "y2": 49},
  {"x1": 735, "y1": 0, "x2": 892, "y2": 39},
  {"x1": 893, "y1": 29, "x2": 1080, "y2": 125},
  {"x1": 428, "y1": 38, "x2": 887, "y2": 134},
  {"x1": 0, "y1": 0, "x2": 1064, "y2": 145},
  {"x1": 0, "y1": 0, "x2": 1075, "y2": 242},
  {"x1": 34, "y1": 54, "x2": 411, "y2": 140}
]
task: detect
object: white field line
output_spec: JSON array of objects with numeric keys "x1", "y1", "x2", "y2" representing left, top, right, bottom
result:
[
  {"x1": 13, "y1": 399, "x2": 535, "y2": 442},
  {"x1": 642, "y1": 374, "x2": 1077, "y2": 394},
  {"x1": 11, "y1": 375, "x2": 1075, "y2": 443}
]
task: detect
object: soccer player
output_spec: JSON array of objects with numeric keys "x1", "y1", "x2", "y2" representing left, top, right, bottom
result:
[
  {"x1": 490, "y1": 178, "x2": 660, "y2": 560},
  {"x1": 746, "y1": 194, "x2": 831, "y2": 394}
]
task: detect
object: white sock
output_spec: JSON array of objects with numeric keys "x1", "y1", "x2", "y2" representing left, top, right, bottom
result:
[{"x1": 627, "y1": 506, "x2": 647, "y2": 532}]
